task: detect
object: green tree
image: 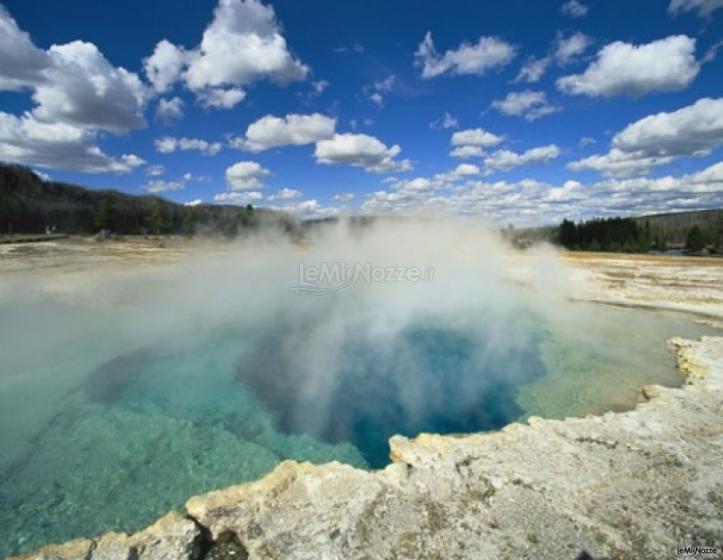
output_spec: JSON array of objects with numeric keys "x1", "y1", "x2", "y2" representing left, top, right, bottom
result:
[
  {"x1": 94, "y1": 197, "x2": 116, "y2": 231},
  {"x1": 181, "y1": 212, "x2": 197, "y2": 237},
  {"x1": 558, "y1": 219, "x2": 577, "y2": 249},
  {"x1": 150, "y1": 201, "x2": 171, "y2": 235},
  {"x1": 685, "y1": 225, "x2": 705, "y2": 254}
]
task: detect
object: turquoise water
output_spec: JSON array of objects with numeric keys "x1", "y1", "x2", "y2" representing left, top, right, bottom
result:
[{"x1": 0, "y1": 297, "x2": 715, "y2": 557}]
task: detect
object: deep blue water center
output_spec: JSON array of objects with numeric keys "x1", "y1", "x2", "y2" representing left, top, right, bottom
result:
[{"x1": 236, "y1": 323, "x2": 545, "y2": 467}]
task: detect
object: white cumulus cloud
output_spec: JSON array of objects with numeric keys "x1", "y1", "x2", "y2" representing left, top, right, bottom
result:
[
  {"x1": 569, "y1": 97, "x2": 723, "y2": 177},
  {"x1": 449, "y1": 145, "x2": 485, "y2": 159},
  {"x1": 451, "y1": 128, "x2": 504, "y2": 147},
  {"x1": 332, "y1": 192, "x2": 355, "y2": 203},
  {"x1": 0, "y1": 6, "x2": 147, "y2": 172},
  {"x1": 143, "y1": 0, "x2": 309, "y2": 109},
  {"x1": 213, "y1": 191, "x2": 264, "y2": 205},
  {"x1": 492, "y1": 90, "x2": 561, "y2": 121},
  {"x1": 225, "y1": 161, "x2": 270, "y2": 189},
  {"x1": 154, "y1": 136, "x2": 222, "y2": 156},
  {"x1": 267, "y1": 187, "x2": 302, "y2": 201},
  {"x1": 515, "y1": 57, "x2": 551, "y2": 83},
  {"x1": 484, "y1": 145, "x2": 561, "y2": 172},
  {"x1": 314, "y1": 133, "x2": 412, "y2": 173},
  {"x1": 415, "y1": 31, "x2": 516, "y2": 78},
  {"x1": 234, "y1": 113, "x2": 336, "y2": 152},
  {"x1": 554, "y1": 32, "x2": 592, "y2": 65},
  {"x1": 156, "y1": 96, "x2": 184, "y2": 124},
  {"x1": 143, "y1": 39, "x2": 186, "y2": 94},
  {"x1": 557, "y1": 35, "x2": 700, "y2": 97}
]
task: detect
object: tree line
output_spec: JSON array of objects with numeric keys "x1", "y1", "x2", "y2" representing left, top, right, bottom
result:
[{"x1": 556, "y1": 215, "x2": 723, "y2": 255}]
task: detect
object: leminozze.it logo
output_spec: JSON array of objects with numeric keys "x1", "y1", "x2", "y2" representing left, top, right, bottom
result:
[
  {"x1": 290, "y1": 262, "x2": 435, "y2": 297},
  {"x1": 676, "y1": 545, "x2": 722, "y2": 557}
]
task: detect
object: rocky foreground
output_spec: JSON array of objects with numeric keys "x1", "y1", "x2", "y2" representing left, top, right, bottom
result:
[{"x1": 11, "y1": 334, "x2": 723, "y2": 560}]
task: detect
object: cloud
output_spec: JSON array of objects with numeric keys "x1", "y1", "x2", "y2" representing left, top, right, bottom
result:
[
  {"x1": 491, "y1": 90, "x2": 561, "y2": 121},
  {"x1": 361, "y1": 161, "x2": 723, "y2": 225},
  {"x1": 557, "y1": 35, "x2": 700, "y2": 97},
  {"x1": 154, "y1": 136, "x2": 222, "y2": 156},
  {"x1": 514, "y1": 57, "x2": 551, "y2": 83},
  {"x1": 225, "y1": 161, "x2": 270, "y2": 189},
  {"x1": 143, "y1": 39, "x2": 186, "y2": 94},
  {"x1": 121, "y1": 154, "x2": 146, "y2": 168},
  {"x1": 269, "y1": 198, "x2": 340, "y2": 219},
  {"x1": 0, "y1": 6, "x2": 148, "y2": 172},
  {"x1": 213, "y1": 191, "x2": 264, "y2": 204},
  {"x1": 146, "y1": 164, "x2": 166, "y2": 177},
  {"x1": 451, "y1": 163, "x2": 481, "y2": 176},
  {"x1": 668, "y1": 0, "x2": 723, "y2": 17},
  {"x1": 35, "y1": 42, "x2": 147, "y2": 133},
  {"x1": 143, "y1": 0, "x2": 309, "y2": 108},
  {"x1": 484, "y1": 145, "x2": 561, "y2": 172},
  {"x1": 267, "y1": 187, "x2": 302, "y2": 201},
  {"x1": 554, "y1": 32, "x2": 592, "y2": 65},
  {"x1": 334, "y1": 43, "x2": 365, "y2": 54},
  {"x1": 449, "y1": 145, "x2": 485, "y2": 159},
  {"x1": 314, "y1": 133, "x2": 412, "y2": 173},
  {"x1": 0, "y1": 5, "x2": 51, "y2": 90},
  {"x1": 415, "y1": 31, "x2": 516, "y2": 78},
  {"x1": 612, "y1": 97, "x2": 723, "y2": 156},
  {"x1": 307, "y1": 79, "x2": 329, "y2": 98},
  {"x1": 579, "y1": 136, "x2": 596, "y2": 147},
  {"x1": 196, "y1": 87, "x2": 246, "y2": 109},
  {"x1": 514, "y1": 32, "x2": 591, "y2": 84},
  {"x1": 233, "y1": 113, "x2": 336, "y2": 152},
  {"x1": 143, "y1": 171, "x2": 206, "y2": 193},
  {"x1": 430, "y1": 112, "x2": 459, "y2": 130},
  {"x1": 183, "y1": 0, "x2": 308, "y2": 90},
  {"x1": 332, "y1": 192, "x2": 355, "y2": 203},
  {"x1": 185, "y1": 199, "x2": 203, "y2": 206},
  {"x1": 0, "y1": 113, "x2": 144, "y2": 173},
  {"x1": 561, "y1": 0, "x2": 589, "y2": 17},
  {"x1": 363, "y1": 75, "x2": 395, "y2": 107},
  {"x1": 569, "y1": 97, "x2": 723, "y2": 176},
  {"x1": 451, "y1": 128, "x2": 504, "y2": 147},
  {"x1": 349, "y1": 118, "x2": 374, "y2": 131},
  {"x1": 568, "y1": 149, "x2": 673, "y2": 177},
  {"x1": 156, "y1": 96, "x2": 184, "y2": 124},
  {"x1": 144, "y1": 179, "x2": 187, "y2": 193},
  {"x1": 513, "y1": 33, "x2": 589, "y2": 84},
  {"x1": 0, "y1": 14, "x2": 147, "y2": 133}
]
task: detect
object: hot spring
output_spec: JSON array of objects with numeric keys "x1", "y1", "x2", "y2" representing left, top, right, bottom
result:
[{"x1": 0, "y1": 220, "x2": 715, "y2": 557}]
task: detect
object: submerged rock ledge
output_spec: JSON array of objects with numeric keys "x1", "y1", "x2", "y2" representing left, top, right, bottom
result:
[{"x1": 12, "y1": 336, "x2": 723, "y2": 560}]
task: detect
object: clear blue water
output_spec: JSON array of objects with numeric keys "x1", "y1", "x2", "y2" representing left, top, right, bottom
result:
[{"x1": 0, "y1": 298, "x2": 715, "y2": 557}]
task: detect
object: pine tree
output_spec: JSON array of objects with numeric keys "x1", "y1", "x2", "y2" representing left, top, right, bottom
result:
[
  {"x1": 150, "y1": 201, "x2": 171, "y2": 235},
  {"x1": 94, "y1": 197, "x2": 115, "y2": 231},
  {"x1": 685, "y1": 225, "x2": 705, "y2": 254}
]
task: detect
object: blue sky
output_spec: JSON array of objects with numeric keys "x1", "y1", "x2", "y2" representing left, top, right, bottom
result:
[{"x1": 0, "y1": 0, "x2": 722, "y2": 225}]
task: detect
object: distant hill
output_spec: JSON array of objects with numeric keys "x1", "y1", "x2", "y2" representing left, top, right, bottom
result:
[
  {"x1": 633, "y1": 209, "x2": 723, "y2": 245},
  {"x1": 0, "y1": 163, "x2": 296, "y2": 237}
]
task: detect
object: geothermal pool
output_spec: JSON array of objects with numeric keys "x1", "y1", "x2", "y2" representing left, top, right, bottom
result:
[
  {"x1": 0, "y1": 296, "x2": 714, "y2": 557},
  {"x1": 0, "y1": 225, "x2": 718, "y2": 556}
]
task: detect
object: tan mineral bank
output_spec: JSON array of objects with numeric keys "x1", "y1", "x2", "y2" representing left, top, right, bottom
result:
[{"x1": 5, "y1": 239, "x2": 723, "y2": 560}]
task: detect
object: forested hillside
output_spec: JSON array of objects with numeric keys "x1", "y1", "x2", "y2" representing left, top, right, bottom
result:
[{"x1": 0, "y1": 164, "x2": 295, "y2": 237}]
